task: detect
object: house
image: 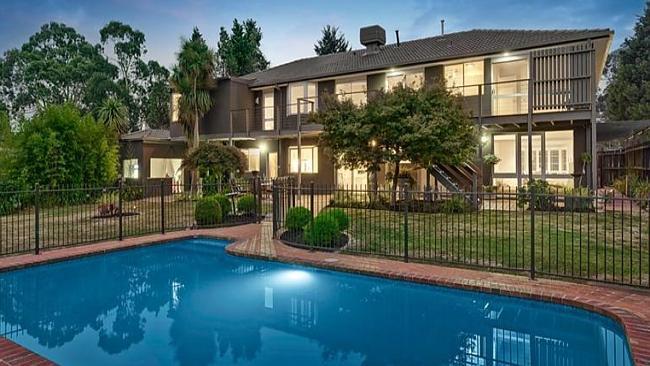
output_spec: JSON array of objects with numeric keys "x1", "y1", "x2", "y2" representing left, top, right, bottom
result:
[{"x1": 120, "y1": 25, "x2": 613, "y2": 191}]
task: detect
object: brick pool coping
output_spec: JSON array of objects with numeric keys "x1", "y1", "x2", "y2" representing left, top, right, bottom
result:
[{"x1": 0, "y1": 222, "x2": 648, "y2": 365}]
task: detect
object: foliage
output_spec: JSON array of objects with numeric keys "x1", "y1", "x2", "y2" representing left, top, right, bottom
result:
[
  {"x1": 517, "y1": 179, "x2": 554, "y2": 210},
  {"x1": 212, "y1": 193, "x2": 233, "y2": 216},
  {"x1": 100, "y1": 21, "x2": 146, "y2": 95},
  {"x1": 0, "y1": 22, "x2": 117, "y2": 120},
  {"x1": 563, "y1": 186, "x2": 593, "y2": 212},
  {"x1": 237, "y1": 194, "x2": 256, "y2": 214},
  {"x1": 97, "y1": 97, "x2": 129, "y2": 134},
  {"x1": 321, "y1": 208, "x2": 350, "y2": 231},
  {"x1": 137, "y1": 60, "x2": 171, "y2": 129},
  {"x1": 194, "y1": 196, "x2": 222, "y2": 226},
  {"x1": 314, "y1": 25, "x2": 350, "y2": 55},
  {"x1": 5, "y1": 104, "x2": 118, "y2": 188},
  {"x1": 216, "y1": 19, "x2": 269, "y2": 76},
  {"x1": 313, "y1": 81, "x2": 476, "y2": 198},
  {"x1": 170, "y1": 28, "x2": 216, "y2": 149},
  {"x1": 613, "y1": 174, "x2": 650, "y2": 202},
  {"x1": 483, "y1": 154, "x2": 501, "y2": 166},
  {"x1": 182, "y1": 142, "x2": 247, "y2": 180},
  {"x1": 439, "y1": 195, "x2": 471, "y2": 214},
  {"x1": 286, "y1": 206, "x2": 312, "y2": 231},
  {"x1": 604, "y1": 2, "x2": 650, "y2": 120},
  {"x1": 304, "y1": 214, "x2": 341, "y2": 247}
]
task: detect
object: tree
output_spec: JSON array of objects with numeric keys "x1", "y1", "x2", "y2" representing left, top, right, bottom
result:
[
  {"x1": 312, "y1": 81, "x2": 476, "y2": 200},
  {"x1": 216, "y1": 19, "x2": 269, "y2": 76},
  {"x1": 137, "y1": 60, "x2": 171, "y2": 129},
  {"x1": 0, "y1": 22, "x2": 117, "y2": 120},
  {"x1": 98, "y1": 97, "x2": 129, "y2": 134},
  {"x1": 171, "y1": 28, "x2": 217, "y2": 186},
  {"x1": 5, "y1": 104, "x2": 118, "y2": 188},
  {"x1": 182, "y1": 142, "x2": 246, "y2": 181},
  {"x1": 604, "y1": 2, "x2": 650, "y2": 120},
  {"x1": 314, "y1": 25, "x2": 350, "y2": 55},
  {"x1": 100, "y1": 21, "x2": 146, "y2": 96}
]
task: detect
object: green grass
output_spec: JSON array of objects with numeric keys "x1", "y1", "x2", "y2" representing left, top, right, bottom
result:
[{"x1": 341, "y1": 207, "x2": 650, "y2": 286}]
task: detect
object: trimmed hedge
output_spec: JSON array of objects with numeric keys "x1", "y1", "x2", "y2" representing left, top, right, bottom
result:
[
  {"x1": 321, "y1": 208, "x2": 349, "y2": 230},
  {"x1": 212, "y1": 194, "x2": 232, "y2": 216},
  {"x1": 237, "y1": 194, "x2": 256, "y2": 214},
  {"x1": 195, "y1": 196, "x2": 222, "y2": 226},
  {"x1": 286, "y1": 206, "x2": 312, "y2": 231},
  {"x1": 304, "y1": 214, "x2": 340, "y2": 247}
]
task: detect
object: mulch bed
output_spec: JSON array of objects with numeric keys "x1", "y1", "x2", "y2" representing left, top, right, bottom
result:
[{"x1": 279, "y1": 229, "x2": 349, "y2": 251}]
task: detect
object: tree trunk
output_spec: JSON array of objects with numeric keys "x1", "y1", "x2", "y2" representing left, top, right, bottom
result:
[
  {"x1": 192, "y1": 77, "x2": 201, "y2": 195},
  {"x1": 391, "y1": 162, "x2": 400, "y2": 207}
]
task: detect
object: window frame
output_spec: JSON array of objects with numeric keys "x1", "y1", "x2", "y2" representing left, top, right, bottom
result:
[
  {"x1": 443, "y1": 61, "x2": 484, "y2": 96},
  {"x1": 289, "y1": 145, "x2": 318, "y2": 174},
  {"x1": 263, "y1": 90, "x2": 274, "y2": 131},
  {"x1": 287, "y1": 82, "x2": 317, "y2": 116},
  {"x1": 241, "y1": 148, "x2": 261, "y2": 172},
  {"x1": 123, "y1": 159, "x2": 139, "y2": 179}
]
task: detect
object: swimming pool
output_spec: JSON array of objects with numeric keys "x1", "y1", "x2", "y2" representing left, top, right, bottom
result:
[{"x1": 0, "y1": 238, "x2": 632, "y2": 366}]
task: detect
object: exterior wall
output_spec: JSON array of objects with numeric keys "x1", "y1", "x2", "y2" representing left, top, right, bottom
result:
[
  {"x1": 119, "y1": 140, "x2": 188, "y2": 185},
  {"x1": 278, "y1": 136, "x2": 335, "y2": 185}
]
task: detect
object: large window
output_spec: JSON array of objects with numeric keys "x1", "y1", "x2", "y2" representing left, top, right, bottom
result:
[
  {"x1": 150, "y1": 158, "x2": 183, "y2": 183},
  {"x1": 520, "y1": 135, "x2": 543, "y2": 176},
  {"x1": 123, "y1": 159, "x2": 139, "y2": 179},
  {"x1": 336, "y1": 77, "x2": 367, "y2": 105},
  {"x1": 263, "y1": 91, "x2": 274, "y2": 130},
  {"x1": 493, "y1": 134, "x2": 516, "y2": 174},
  {"x1": 287, "y1": 82, "x2": 317, "y2": 115},
  {"x1": 289, "y1": 146, "x2": 318, "y2": 174},
  {"x1": 241, "y1": 148, "x2": 261, "y2": 172},
  {"x1": 386, "y1": 69, "x2": 424, "y2": 90},
  {"x1": 171, "y1": 93, "x2": 181, "y2": 122},
  {"x1": 492, "y1": 59, "x2": 528, "y2": 115},
  {"x1": 444, "y1": 61, "x2": 484, "y2": 95},
  {"x1": 545, "y1": 131, "x2": 573, "y2": 175},
  {"x1": 337, "y1": 167, "x2": 367, "y2": 188}
]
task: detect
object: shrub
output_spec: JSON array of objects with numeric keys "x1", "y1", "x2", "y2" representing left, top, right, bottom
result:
[
  {"x1": 237, "y1": 194, "x2": 256, "y2": 214},
  {"x1": 321, "y1": 208, "x2": 350, "y2": 230},
  {"x1": 304, "y1": 214, "x2": 340, "y2": 247},
  {"x1": 285, "y1": 206, "x2": 312, "y2": 231},
  {"x1": 439, "y1": 195, "x2": 470, "y2": 214},
  {"x1": 517, "y1": 179, "x2": 554, "y2": 210},
  {"x1": 212, "y1": 194, "x2": 232, "y2": 216},
  {"x1": 194, "y1": 196, "x2": 222, "y2": 226}
]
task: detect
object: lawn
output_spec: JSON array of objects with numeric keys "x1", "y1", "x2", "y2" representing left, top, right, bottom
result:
[{"x1": 341, "y1": 206, "x2": 650, "y2": 286}]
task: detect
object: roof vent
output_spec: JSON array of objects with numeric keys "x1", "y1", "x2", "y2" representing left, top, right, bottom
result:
[{"x1": 360, "y1": 25, "x2": 386, "y2": 55}]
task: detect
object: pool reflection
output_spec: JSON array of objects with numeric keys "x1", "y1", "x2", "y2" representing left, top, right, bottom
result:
[{"x1": 0, "y1": 239, "x2": 633, "y2": 366}]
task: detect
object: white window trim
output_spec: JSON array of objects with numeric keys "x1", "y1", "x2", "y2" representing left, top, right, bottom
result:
[
  {"x1": 287, "y1": 82, "x2": 317, "y2": 116},
  {"x1": 263, "y1": 90, "x2": 274, "y2": 131}
]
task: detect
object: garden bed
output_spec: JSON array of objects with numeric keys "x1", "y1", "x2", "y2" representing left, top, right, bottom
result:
[{"x1": 279, "y1": 229, "x2": 349, "y2": 251}]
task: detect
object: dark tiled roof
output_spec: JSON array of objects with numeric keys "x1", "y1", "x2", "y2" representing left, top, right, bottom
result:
[
  {"x1": 243, "y1": 29, "x2": 612, "y2": 87},
  {"x1": 120, "y1": 129, "x2": 185, "y2": 142}
]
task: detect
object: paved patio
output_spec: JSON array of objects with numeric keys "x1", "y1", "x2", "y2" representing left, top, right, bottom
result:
[{"x1": 0, "y1": 222, "x2": 649, "y2": 365}]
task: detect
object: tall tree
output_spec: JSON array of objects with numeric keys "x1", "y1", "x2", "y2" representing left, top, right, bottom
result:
[
  {"x1": 137, "y1": 60, "x2": 171, "y2": 129},
  {"x1": 0, "y1": 22, "x2": 117, "y2": 120},
  {"x1": 171, "y1": 28, "x2": 217, "y2": 186},
  {"x1": 100, "y1": 21, "x2": 146, "y2": 95},
  {"x1": 216, "y1": 19, "x2": 270, "y2": 76},
  {"x1": 604, "y1": 2, "x2": 650, "y2": 120},
  {"x1": 314, "y1": 25, "x2": 350, "y2": 55}
]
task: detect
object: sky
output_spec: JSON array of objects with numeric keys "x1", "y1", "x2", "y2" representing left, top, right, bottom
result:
[{"x1": 0, "y1": 0, "x2": 646, "y2": 69}]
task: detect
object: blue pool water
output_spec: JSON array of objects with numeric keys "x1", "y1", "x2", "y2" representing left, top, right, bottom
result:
[{"x1": 0, "y1": 238, "x2": 632, "y2": 366}]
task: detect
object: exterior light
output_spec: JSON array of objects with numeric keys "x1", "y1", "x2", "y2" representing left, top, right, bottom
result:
[
  {"x1": 481, "y1": 134, "x2": 489, "y2": 144},
  {"x1": 370, "y1": 139, "x2": 377, "y2": 147},
  {"x1": 259, "y1": 142, "x2": 268, "y2": 152}
]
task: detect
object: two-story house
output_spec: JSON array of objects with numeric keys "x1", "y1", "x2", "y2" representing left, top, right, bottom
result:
[{"x1": 120, "y1": 25, "x2": 612, "y2": 191}]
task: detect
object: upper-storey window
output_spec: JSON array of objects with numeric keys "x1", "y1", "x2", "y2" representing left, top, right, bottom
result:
[
  {"x1": 444, "y1": 61, "x2": 484, "y2": 96},
  {"x1": 171, "y1": 93, "x2": 181, "y2": 122},
  {"x1": 335, "y1": 77, "x2": 367, "y2": 106},
  {"x1": 287, "y1": 82, "x2": 317, "y2": 115},
  {"x1": 263, "y1": 90, "x2": 274, "y2": 130},
  {"x1": 386, "y1": 69, "x2": 424, "y2": 90},
  {"x1": 492, "y1": 58, "x2": 528, "y2": 115}
]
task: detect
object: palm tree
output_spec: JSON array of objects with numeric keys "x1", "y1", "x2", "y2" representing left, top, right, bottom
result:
[
  {"x1": 170, "y1": 28, "x2": 216, "y2": 188},
  {"x1": 98, "y1": 97, "x2": 129, "y2": 134}
]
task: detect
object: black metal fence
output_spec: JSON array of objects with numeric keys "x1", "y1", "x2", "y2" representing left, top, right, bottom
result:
[
  {"x1": 0, "y1": 178, "x2": 271, "y2": 257},
  {"x1": 272, "y1": 183, "x2": 650, "y2": 288}
]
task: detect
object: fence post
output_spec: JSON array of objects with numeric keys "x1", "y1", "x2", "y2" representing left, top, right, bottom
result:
[
  {"x1": 160, "y1": 179, "x2": 165, "y2": 235},
  {"x1": 402, "y1": 183, "x2": 409, "y2": 263},
  {"x1": 272, "y1": 181, "x2": 278, "y2": 238},
  {"x1": 118, "y1": 178, "x2": 123, "y2": 241},
  {"x1": 529, "y1": 189, "x2": 536, "y2": 280},
  {"x1": 34, "y1": 183, "x2": 40, "y2": 255},
  {"x1": 310, "y1": 181, "x2": 315, "y2": 217},
  {"x1": 256, "y1": 177, "x2": 263, "y2": 223}
]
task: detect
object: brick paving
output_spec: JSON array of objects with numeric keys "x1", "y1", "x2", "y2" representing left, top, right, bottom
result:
[{"x1": 1, "y1": 221, "x2": 649, "y2": 365}]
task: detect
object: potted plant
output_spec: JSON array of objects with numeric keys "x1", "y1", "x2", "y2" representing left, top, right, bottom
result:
[
  {"x1": 564, "y1": 186, "x2": 593, "y2": 212},
  {"x1": 482, "y1": 154, "x2": 501, "y2": 196}
]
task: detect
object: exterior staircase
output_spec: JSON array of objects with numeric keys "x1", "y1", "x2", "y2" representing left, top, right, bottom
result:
[{"x1": 430, "y1": 162, "x2": 482, "y2": 205}]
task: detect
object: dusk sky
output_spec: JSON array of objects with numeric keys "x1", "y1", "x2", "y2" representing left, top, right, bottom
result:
[{"x1": 0, "y1": 0, "x2": 646, "y2": 69}]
